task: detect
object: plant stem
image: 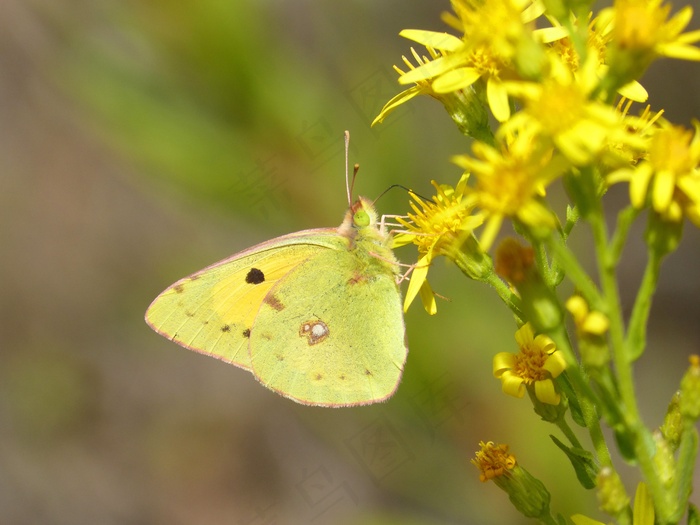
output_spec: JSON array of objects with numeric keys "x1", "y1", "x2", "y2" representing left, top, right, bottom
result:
[{"x1": 548, "y1": 234, "x2": 604, "y2": 310}]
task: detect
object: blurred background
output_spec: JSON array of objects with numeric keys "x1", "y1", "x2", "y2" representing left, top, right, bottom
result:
[{"x1": 2, "y1": 1, "x2": 700, "y2": 524}]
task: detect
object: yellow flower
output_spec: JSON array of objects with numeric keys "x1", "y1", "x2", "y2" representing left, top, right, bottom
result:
[
  {"x1": 372, "y1": 46, "x2": 444, "y2": 126},
  {"x1": 397, "y1": 33, "x2": 514, "y2": 122},
  {"x1": 387, "y1": 0, "x2": 543, "y2": 122},
  {"x1": 442, "y1": 0, "x2": 541, "y2": 58},
  {"x1": 566, "y1": 295, "x2": 609, "y2": 336},
  {"x1": 473, "y1": 441, "x2": 553, "y2": 518},
  {"x1": 493, "y1": 323, "x2": 567, "y2": 405},
  {"x1": 608, "y1": 123, "x2": 700, "y2": 225},
  {"x1": 453, "y1": 128, "x2": 569, "y2": 250},
  {"x1": 600, "y1": 0, "x2": 700, "y2": 62},
  {"x1": 394, "y1": 174, "x2": 483, "y2": 313},
  {"x1": 471, "y1": 441, "x2": 516, "y2": 482},
  {"x1": 501, "y1": 52, "x2": 637, "y2": 166},
  {"x1": 604, "y1": 99, "x2": 664, "y2": 168},
  {"x1": 541, "y1": 14, "x2": 649, "y2": 103}
]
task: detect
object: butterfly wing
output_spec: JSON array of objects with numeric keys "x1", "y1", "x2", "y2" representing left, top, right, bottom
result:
[
  {"x1": 249, "y1": 248, "x2": 407, "y2": 406},
  {"x1": 145, "y1": 229, "x2": 340, "y2": 370}
]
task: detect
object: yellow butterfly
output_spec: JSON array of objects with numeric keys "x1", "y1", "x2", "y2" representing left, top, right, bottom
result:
[{"x1": 145, "y1": 141, "x2": 407, "y2": 406}]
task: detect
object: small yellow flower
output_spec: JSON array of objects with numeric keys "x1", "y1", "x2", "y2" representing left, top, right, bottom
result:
[
  {"x1": 471, "y1": 441, "x2": 516, "y2": 482},
  {"x1": 386, "y1": 0, "x2": 544, "y2": 122},
  {"x1": 566, "y1": 295, "x2": 610, "y2": 336},
  {"x1": 453, "y1": 128, "x2": 569, "y2": 250},
  {"x1": 608, "y1": 123, "x2": 700, "y2": 225},
  {"x1": 542, "y1": 14, "x2": 649, "y2": 103},
  {"x1": 502, "y1": 52, "x2": 638, "y2": 166},
  {"x1": 442, "y1": 0, "x2": 541, "y2": 58},
  {"x1": 493, "y1": 323, "x2": 567, "y2": 405},
  {"x1": 394, "y1": 174, "x2": 483, "y2": 313},
  {"x1": 601, "y1": 0, "x2": 700, "y2": 62},
  {"x1": 372, "y1": 46, "x2": 444, "y2": 126},
  {"x1": 604, "y1": 99, "x2": 664, "y2": 167},
  {"x1": 397, "y1": 33, "x2": 515, "y2": 122}
]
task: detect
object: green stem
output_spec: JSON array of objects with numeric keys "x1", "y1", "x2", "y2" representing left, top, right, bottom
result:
[
  {"x1": 532, "y1": 239, "x2": 555, "y2": 288},
  {"x1": 548, "y1": 234, "x2": 604, "y2": 310},
  {"x1": 482, "y1": 270, "x2": 524, "y2": 323},
  {"x1": 549, "y1": 325, "x2": 613, "y2": 468},
  {"x1": 588, "y1": 208, "x2": 640, "y2": 423},
  {"x1": 589, "y1": 203, "x2": 666, "y2": 514},
  {"x1": 539, "y1": 512, "x2": 560, "y2": 525},
  {"x1": 556, "y1": 417, "x2": 583, "y2": 449}
]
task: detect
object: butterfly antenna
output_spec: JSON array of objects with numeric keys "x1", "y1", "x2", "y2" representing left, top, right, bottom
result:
[
  {"x1": 372, "y1": 184, "x2": 431, "y2": 206},
  {"x1": 344, "y1": 130, "x2": 352, "y2": 206}
]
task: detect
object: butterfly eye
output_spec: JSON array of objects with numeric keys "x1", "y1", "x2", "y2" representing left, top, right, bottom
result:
[{"x1": 353, "y1": 209, "x2": 370, "y2": 227}]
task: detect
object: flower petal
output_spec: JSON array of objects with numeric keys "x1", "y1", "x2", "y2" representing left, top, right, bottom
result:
[
  {"x1": 373, "y1": 86, "x2": 423, "y2": 126},
  {"x1": 571, "y1": 514, "x2": 606, "y2": 525},
  {"x1": 652, "y1": 170, "x2": 675, "y2": 212},
  {"x1": 514, "y1": 323, "x2": 535, "y2": 347},
  {"x1": 403, "y1": 253, "x2": 431, "y2": 312},
  {"x1": 419, "y1": 278, "x2": 437, "y2": 315},
  {"x1": 432, "y1": 67, "x2": 482, "y2": 93},
  {"x1": 399, "y1": 54, "x2": 464, "y2": 84},
  {"x1": 399, "y1": 29, "x2": 464, "y2": 52},
  {"x1": 543, "y1": 352, "x2": 567, "y2": 378},
  {"x1": 534, "y1": 378, "x2": 560, "y2": 405},
  {"x1": 629, "y1": 164, "x2": 653, "y2": 208},
  {"x1": 493, "y1": 352, "x2": 516, "y2": 378},
  {"x1": 500, "y1": 372, "x2": 526, "y2": 398},
  {"x1": 487, "y1": 78, "x2": 511, "y2": 122}
]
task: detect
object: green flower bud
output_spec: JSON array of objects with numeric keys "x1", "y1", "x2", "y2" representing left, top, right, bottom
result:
[
  {"x1": 660, "y1": 391, "x2": 682, "y2": 451},
  {"x1": 495, "y1": 465, "x2": 552, "y2": 519},
  {"x1": 652, "y1": 431, "x2": 675, "y2": 488},
  {"x1": 680, "y1": 355, "x2": 700, "y2": 421},
  {"x1": 596, "y1": 467, "x2": 630, "y2": 516}
]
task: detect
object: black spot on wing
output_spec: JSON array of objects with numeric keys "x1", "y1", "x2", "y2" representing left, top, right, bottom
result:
[
  {"x1": 246, "y1": 268, "x2": 265, "y2": 284},
  {"x1": 242, "y1": 328, "x2": 251, "y2": 338},
  {"x1": 221, "y1": 325, "x2": 231, "y2": 332},
  {"x1": 174, "y1": 284, "x2": 185, "y2": 294}
]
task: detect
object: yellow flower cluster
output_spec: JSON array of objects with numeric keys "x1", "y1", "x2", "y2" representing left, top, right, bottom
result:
[{"x1": 377, "y1": 0, "x2": 700, "y2": 311}]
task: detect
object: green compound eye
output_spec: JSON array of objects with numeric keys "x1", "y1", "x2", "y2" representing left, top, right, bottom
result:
[{"x1": 353, "y1": 209, "x2": 370, "y2": 227}]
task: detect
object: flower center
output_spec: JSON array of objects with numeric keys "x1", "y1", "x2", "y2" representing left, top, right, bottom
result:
[
  {"x1": 472, "y1": 441, "x2": 517, "y2": 482},
  {"x1": 649, "y1": 126, "x2": 694, "y2": 174},
  {"x1": 527, "y1": 82, "x2": 586, "y2": 135},
  {"x1": 513, "y1": 343, "x2": 550, "y2": 382}
]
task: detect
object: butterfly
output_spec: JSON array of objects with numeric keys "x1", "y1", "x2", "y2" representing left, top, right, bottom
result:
[{"x1": 145, "y1": 137, "x2": 407, "y2": 407}]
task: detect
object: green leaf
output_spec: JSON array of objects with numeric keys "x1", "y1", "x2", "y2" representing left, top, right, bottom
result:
[{"x1": 550, "y1": 435, "x2": 599, "y2": 489}]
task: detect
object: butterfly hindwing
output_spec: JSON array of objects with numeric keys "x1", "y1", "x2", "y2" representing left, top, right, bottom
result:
[
  {"x1": 249, "y1": 248, "x2": 406, "y2": 406},
  {"x1": 145, "y1": 230, "x2": 342, "y2": 370}
]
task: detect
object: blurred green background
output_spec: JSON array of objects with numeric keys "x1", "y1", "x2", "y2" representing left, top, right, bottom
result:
[{"x1": 2, "y1": 1, "x2": 700, "y2": 524}]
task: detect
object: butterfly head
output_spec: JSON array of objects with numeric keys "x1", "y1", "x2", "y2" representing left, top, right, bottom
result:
[
  {"x1": 350, "y1": 197, "x2": 379, "y2": 229},
  {"x1": 339, "y1": 197, "x2": 383, "y2": 241}
]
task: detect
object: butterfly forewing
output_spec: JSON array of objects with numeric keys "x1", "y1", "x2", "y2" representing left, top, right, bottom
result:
[{"x1": 145, "y1": 231, "x2": 341, "y2": 370}]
